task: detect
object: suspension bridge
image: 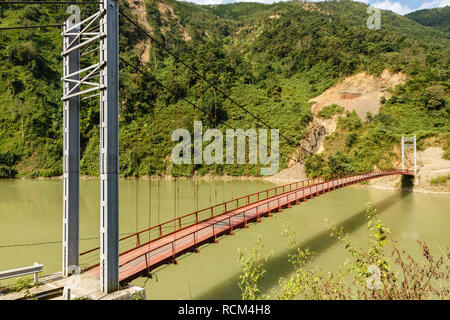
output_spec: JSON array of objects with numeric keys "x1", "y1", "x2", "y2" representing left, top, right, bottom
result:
[
  {"x1": 78, "y1": 170, "x2": 414, "y2": 284},
  {"x1": 0, "y1": 0, "x2": 418, "y2": 297}
]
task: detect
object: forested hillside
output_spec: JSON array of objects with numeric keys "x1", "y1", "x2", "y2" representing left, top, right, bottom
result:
[
  {"x1": 0, "y1": 0, "x2": 448, "y2": 178},
  {"x1": 405, "y1": 6, "x2": 450, "y2": 34}
]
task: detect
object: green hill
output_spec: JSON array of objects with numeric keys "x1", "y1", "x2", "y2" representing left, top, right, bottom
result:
[
  {"x1": 405, "y1": 6, "x2": 450, "y2": 34},
  {"x1": 0, "y1": 0, "x2": 448, "y2": 178}
]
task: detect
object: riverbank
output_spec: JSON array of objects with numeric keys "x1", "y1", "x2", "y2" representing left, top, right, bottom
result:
[{"x1": 7, "y1": 171, "x2": 448, "y2": 195}]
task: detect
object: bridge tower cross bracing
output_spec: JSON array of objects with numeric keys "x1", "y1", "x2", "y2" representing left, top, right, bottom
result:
[{"x1": 61, "y1": 0, "x2": 120, "y2": 293}]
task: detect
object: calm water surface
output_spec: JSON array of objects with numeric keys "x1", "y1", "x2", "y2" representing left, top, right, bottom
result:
[{"x1": 0, "y1": 179, "x2": 448, "y2": 299}]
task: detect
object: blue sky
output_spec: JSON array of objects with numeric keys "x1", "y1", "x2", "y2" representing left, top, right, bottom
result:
[
  {"x1": 363, "y1": 0, "x2": 449, "y2": 14},
  {"x1": 180, "y1": 0, "x2": 450, "y2": 15}
]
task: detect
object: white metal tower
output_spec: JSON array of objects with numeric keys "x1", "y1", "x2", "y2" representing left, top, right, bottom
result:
[{"x1": 62, "y1": 0, "x2": 119, "y2": 293}]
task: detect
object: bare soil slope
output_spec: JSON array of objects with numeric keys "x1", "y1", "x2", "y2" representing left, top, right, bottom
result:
[
  {"x1": 269, "y1": 70, "x2": 439, "y2": 187},
  {"x1": 310, "y1": 70, "x2": 407, "y2": 119},
  {"x1": 126, "y1": 0, "x2": 153, "y2": 64}
]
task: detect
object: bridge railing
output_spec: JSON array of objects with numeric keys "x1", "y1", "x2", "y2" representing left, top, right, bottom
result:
[
  {"x1": 118, "y1": 170, "x2": 416, "y2": 280},
  {"x1": 80, "y1": 170, "x2": 409, "y2": 268},
  {"x1": 80, "y1": 176, "x2": 321, "y2": 262},
  {"x1": 117, "y1": 170, "x2": 399, "y2": 279},
  {"x1": 0, "y1": 263, "x2": 43, "y2": 284}
]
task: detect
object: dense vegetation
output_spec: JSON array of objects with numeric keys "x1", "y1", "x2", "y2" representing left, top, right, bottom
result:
[
  {"x1": 316, "y1": 104, "x2": 344, "y2": 119},
  {"x1": 0, "y1": 0, "x2": 448, "y2": 178},
  {"x1": 406, "y1": 6, "x2": 450, "y2": 34},
  {"x1": 238, "y1": 204, "x2": 450, "y2": 300}
]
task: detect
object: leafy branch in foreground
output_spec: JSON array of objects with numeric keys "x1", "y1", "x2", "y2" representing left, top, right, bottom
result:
[
  {"x1": 237, "y1": 204, "x2": 450, "y2": 300},
  {"x1": 237, "y1": 236, "x2": 273, "y2": 300}
]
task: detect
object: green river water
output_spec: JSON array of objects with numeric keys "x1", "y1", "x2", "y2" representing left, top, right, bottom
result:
[{"x1": 0, "y1": 179, "x2": 448, "y2": 299}]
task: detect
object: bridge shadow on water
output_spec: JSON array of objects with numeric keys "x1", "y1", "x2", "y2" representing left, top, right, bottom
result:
[{"x1": 195, "y1": 190, "x2": 412, "y2": 299}]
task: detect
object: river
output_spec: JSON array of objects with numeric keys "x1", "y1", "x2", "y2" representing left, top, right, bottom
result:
[{"x1": 0, "y1": 178, "x2": 448, "y2": 299}]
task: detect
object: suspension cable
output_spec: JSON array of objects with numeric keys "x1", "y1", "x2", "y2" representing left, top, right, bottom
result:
[
  {"x1": 118, "y1": 10, "x2": 330, "y2": 166},
  {"x1": 0, "y1": 1, "x2": 102, "y2": 5},
  {"x1": 0, "y1": 24, "x2": 64, "y2": 30},
  {"x1": 0, "y1": 232, "x2": 135, "y2": 249},
  {"x1": 213, "y1": 87, "x2": 217, "y2": 205},
  {"x1": 120, "y1": 57, "x2": 301, "y2": 166},
  {"x1": 173, "y1": 58, "x2": 179, "y2": 240}
]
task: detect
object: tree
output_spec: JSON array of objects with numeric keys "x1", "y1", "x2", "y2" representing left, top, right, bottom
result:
[{"x1": 423, "y1": 85, "x2": 445, "y2": 109}]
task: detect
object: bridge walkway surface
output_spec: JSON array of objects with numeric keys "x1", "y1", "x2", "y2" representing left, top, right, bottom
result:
[{"x1": 80, "y1": 170, "x2": 413, "y2": 283}]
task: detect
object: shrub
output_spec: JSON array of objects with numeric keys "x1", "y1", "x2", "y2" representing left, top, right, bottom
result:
[
  {"x1": 423, "y1": 85, "x2": 445, "y2": 110},
  {"x1": 237, "y1": 237, "x2": 272, "y2": 300},
  {"x1": 443, "y1": 149, "x2": 450, "y2": 160},
  {"x1": 0, "y1": 165, "x2": 17, "y2": 178},
  {"x1": 13, "y1": 277, "x2": 34, "y2": 292},
  {"x1": 339, "y1": 110, "x2": 362, "y2": 130},
  {"x1": 238, "y1": 204, "x2": 450, "y2": 300},
  {"x1": 21, "y1": 6, "x2": 40, "y2": 22},
  {"x1": 316, "y1": 104, "x2": 345, "y2": 119},
  {"x1": 5, "y1": 43, "x2": 37, "y2": 65},
  {"x1": 429, "y1": 174, "x2": 450, "y2": 186},
  {"x1": 345, "y1": 132, "x2": 358, "y2": 148},
  {"x1": 0, "y1": 151, "x2": 19, "y2": 166}
]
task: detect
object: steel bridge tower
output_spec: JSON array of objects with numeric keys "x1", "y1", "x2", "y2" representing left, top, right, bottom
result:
[
  {"x1": 401, "y1": 135, "x2": 417, "y2": 175},
  {"x1": 62, "y1": 0, "x2": 119, "y2": 293}
]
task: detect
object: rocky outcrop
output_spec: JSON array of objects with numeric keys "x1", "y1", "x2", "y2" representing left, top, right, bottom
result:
[
  {"x1": 126, "y1": 0, "x2": 153, "y2": 65},
  {"x1": 289, "y1": 118, "x2": 327, "y2": 166},
  {"x1": 157, "y1": 1, "x2": 192, "y2": 41},
  {"x1": 269, "y1": 118, "x2": 328, "y2": 181}
]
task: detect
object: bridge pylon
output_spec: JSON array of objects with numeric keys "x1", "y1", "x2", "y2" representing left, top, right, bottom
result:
[
  {"x1": 62, "y1": 8, "x2": 80, "y2": 277},
  {"x1": 401, "y1": 135, "x2": 417, "y2": 175},
  {"x1": 61, "y1": 0, "x2": 120, "y2": 293}
]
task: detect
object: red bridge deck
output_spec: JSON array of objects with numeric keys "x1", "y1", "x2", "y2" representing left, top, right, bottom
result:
[{"x1": 81, "y1": 170, "x2": 413, "y2": 283}]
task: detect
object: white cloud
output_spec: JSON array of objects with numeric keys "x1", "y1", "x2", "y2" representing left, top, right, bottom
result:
[
  {"x1": 370, "y1": 0, "x2": 449, "y2": 15},
  {"x1": 418, "y1": 0, "x2": 450, "y2": 10},
  {"x1": 370, "y1": 0, "x2": 413, "y2": 15}
]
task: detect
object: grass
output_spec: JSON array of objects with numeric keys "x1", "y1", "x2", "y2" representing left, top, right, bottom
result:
[
  {"x1": 429, "y1": 174, "x2": 450, "y2": 186},
  {"x1": 0, "y1": 276, "x2": 36, "y2": 296},
  {"x1": 13, "y1": 277, "x2": 35, "y2": 292},
  {"x1": 316, "y1": 104, "x2": 345, "y2": 119}
]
